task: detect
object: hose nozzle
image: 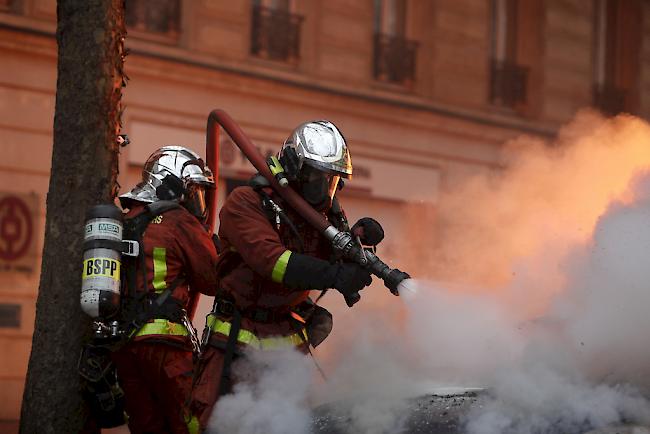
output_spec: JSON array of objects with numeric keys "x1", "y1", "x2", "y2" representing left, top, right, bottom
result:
[
  {"x1": 383, "y1": 268, "x2": 410, "y2": 295},
  {"x1": 325, "y1": 226, "x2": 410, "y2": 296}
]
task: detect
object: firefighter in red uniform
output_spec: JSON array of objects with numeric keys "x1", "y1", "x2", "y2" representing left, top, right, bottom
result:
[
  {"x1": 191, "y1": 121, "x2": 382, "y2": 430},
  {"x1": 114, "y1": 146, "x2": 218, "y2": 434}
]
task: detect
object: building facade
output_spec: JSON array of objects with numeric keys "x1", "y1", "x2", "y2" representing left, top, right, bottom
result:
[{"x1": 1, "y1": 0, "x2": 650, "y2": 424}]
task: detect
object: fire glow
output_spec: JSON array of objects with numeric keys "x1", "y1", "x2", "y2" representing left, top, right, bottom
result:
[{"x1": 401, "y1": 110, "x2": 650, "y2": 316}]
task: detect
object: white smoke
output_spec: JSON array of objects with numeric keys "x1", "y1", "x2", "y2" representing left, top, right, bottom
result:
[
  {"x1": 208, "y1": 348, "x2": 313, "y2": 434},
  {"x1": 399, "y1": 179, "x2": 650, "y2": 433},
  {"x1": 312, "y1": 325, "x2": 420, "y2": 434}
]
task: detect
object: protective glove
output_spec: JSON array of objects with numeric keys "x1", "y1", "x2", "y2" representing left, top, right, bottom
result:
[
  {"x1": 351, "y1": 217, "x2": 384, "y2": 246},
  {"x1": 283, "y1": 252, "x2": 373, "y2": 307},
  {"x1": 332, "y1": 262, "x2": 372, "y2": 306}
]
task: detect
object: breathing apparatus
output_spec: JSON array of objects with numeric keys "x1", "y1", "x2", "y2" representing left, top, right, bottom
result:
[
  {"x1": 79, "y1": 201, "x2": 136, "y2": 428},
  {"x1": 80, "y1": 204, "x2": 139, "y2": 339}
]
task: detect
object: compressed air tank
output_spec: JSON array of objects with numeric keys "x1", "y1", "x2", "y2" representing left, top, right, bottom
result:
[{"x1": 80, "y1": 204, "x2": 123, "y2": 319}]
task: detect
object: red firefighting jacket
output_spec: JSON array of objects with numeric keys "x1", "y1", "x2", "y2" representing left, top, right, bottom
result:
[
  {"x1": 126, "y1": 203, "x2": 218, "y2": 342},
  {"x1": 215, "y1": 186, "x2": 339, "y2": 338}
]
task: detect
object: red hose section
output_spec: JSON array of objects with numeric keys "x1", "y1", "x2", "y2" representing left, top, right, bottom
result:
[
  {"x1": 188, "y1": 114, "x2": 219, "y2": 321},
  {"x1": 205, "y1": 119, "x2": 220, "y2": 234},
  {"x1": 207, "y1": 109, "x2": 331, "y2": 234}
]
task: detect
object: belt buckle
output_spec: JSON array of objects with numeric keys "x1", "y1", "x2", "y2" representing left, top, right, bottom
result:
[
  {"x1": 218, "y1": 300, "x2": 235, "y2": 317},
  {"x1": 252, "y1": 309, "x2": 269, "y2": 322}
]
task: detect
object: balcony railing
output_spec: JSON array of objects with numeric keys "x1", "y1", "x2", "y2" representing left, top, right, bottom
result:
[
  {"x1": 251, "y1": 5, "x2": 303, "y2": 63},
  {"x1": 0, "y1": 0, "x2": 13, "y2": 12},
  {"x1": 593, "y1": 84, "x2": 628, "y2": 115},
  {"x1": 489, "y1": 59, "x2": 529, "y2": 108},
  {"x1": 373, "y1": 33, "x2": 418, "y2": 85},
  {"x1": 126, "y1": 0, "x2": 180, "y2": 41}
]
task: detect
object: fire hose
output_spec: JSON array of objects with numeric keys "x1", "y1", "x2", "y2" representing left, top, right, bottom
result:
[{"x1": 204, "y1": 109, "x2": 411, "y2": 296}]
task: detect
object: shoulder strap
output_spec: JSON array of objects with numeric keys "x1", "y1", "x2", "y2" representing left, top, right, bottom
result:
[
  {"x1": 252, "y1": 187, "x2": 306, "y2": 253},
  {"x1": 146, "y1": 200, "x2": 181, "y2": 217},
  {"x1": 122, "y1": 201, "x2": 182, "y2": 299},
  {"x1": 124, "y1": 201, "x2": 181, "y2": 237}
]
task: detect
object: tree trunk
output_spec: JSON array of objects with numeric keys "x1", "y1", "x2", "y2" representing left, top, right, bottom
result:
[{"x1": 20, "y1": 1, "x2": 126, "y2": 432}]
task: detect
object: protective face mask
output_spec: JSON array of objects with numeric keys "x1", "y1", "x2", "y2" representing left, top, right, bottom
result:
[
  {"x1": 301, "y1": 176, "x2": 331, "y2": 211},
  {"x1": 184, "y1": 185, "x2": 208, "y2": 222}
]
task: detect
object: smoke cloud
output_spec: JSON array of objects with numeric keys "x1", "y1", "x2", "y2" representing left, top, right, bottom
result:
[
  {"x1": 459, "y1": 193, "x2": 650, "y2": 432},
  {"x1": 207, "y1": 111, "x2": 650, "y2": 433},
  {"x1": 208, "y1": 348, "x2": 313, "y2": 434}
]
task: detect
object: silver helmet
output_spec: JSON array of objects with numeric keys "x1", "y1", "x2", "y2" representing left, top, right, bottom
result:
[
  {"x1": 280, "y1": 121, "x2": 352, "y2": 211},
  {"x1": 120, "y1": 146, "x2": 214, "y2": 220},
  {"x1": 281, "y1": 120, "x2": 352, "y2": 179}
]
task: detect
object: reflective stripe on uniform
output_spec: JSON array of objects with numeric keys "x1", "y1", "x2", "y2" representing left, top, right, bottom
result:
[
  {"x1": 152, "y1": 247, "x2": 167, "y2": 292},
  {"x1": 206, "y1": 314, "x2": 306, "y2": 350},
  {"x1": 271, "y1": 250, "x2": 292, "y2": 283},
  {"x1": 135, "y1": 318, "x2": 189, "y2": 337},
  {"x1": 186, "y1": 414, "x2": 200, "y2": 434}
]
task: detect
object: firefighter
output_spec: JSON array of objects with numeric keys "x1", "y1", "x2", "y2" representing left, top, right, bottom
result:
[
  {"x1": 113, "y1": 146, "x2": 218, "y2": 434},
  {"x1": 190, "y1": 120, "x2": 381, "y2": 430}
]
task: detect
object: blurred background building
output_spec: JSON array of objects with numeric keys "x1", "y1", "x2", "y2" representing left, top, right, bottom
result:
[{"x1": 1, "y1": 0, "x2": 650, "y2": 426}]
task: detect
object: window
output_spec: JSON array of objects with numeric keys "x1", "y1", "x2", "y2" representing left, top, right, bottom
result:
[
  {"x1": 0, "y1": 304, "x2": 20, "y2": 328},
  {"x1": 126, "y1": 0, "x2": 181, "y2": 42},
  {"x1": 592, "y1": 0, "x2": 641, "y2": 115},
  {"x1": 0, "y1": 0, "x2": 14, "y2": 12},
  {"x1": 250, "y1": 0, "x2": 303, "y2": 64},
  {"x1": 489, "y1": 0, "x2": 528, "y2": 108},
  {"x1": 373, "y1": 0, "x2": 418, "y2": 85}
]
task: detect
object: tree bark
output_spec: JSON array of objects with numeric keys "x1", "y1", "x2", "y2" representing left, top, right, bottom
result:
[{"x1": 20, "y1": 1, "x2": 126, "y2": 432}]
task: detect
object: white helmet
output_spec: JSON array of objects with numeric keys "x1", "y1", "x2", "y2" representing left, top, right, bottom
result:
[{"x1": 120, "y1": 146, "x2": 214, "y2": 220}]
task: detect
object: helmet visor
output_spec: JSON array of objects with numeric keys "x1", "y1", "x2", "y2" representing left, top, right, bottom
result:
[
  {"x1": 299, "y1": 165, "x2": 340, "y2": 210},
  {"x1": 185, "y1": 183, "x2": 208, "y2": 222}
]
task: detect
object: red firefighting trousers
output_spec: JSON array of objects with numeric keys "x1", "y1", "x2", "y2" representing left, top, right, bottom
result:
[
  {"x1": 113, "y1": 341, "x2": 194, "y2": 434},
  {"x1": 190, "y1": 345, "x2": 227, "y2": 431}
]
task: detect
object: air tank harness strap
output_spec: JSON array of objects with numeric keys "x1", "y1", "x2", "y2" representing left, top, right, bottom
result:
[
  {"x1": 218, "y1": 307, "x2": 241, "y2": 397},
  {"x1": 206, "y1": 314, "x2": 308, "y2": 350},
  {"x1": 249, "y1": 174, "x2": 305, "y2": 253},
  {"x1": 127, "y1": 275, "x2": 184, "y2": 338}
]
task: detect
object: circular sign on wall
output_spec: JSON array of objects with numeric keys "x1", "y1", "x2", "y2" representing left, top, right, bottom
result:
[{"x1": 0, "y1": 195, "x2": 33, "y2": 262}]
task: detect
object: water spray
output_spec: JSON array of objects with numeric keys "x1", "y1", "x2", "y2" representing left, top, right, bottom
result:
[{"x1": 205, "y1": 109, "x2": 412, "y2": 295}]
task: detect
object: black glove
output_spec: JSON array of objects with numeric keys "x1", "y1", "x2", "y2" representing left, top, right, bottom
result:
[
  {"x1": 351, "y1": 217, "x2": 384, "y2": 246},
  {"x1": 332, "y1": 263, "x2": 372, "y2": 306},
  {"x1": 283, "y1": 253, "x2": 373, "y2": 307}
]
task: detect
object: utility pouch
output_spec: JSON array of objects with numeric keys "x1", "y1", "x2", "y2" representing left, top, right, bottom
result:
[
  {"x1": 305, "y1": 305, "x2": 333, "y2": 348},
  {"x1": 79, "y1": 343, "x2": 126, "y2": 428},
  {"x1": 79, "y1": 344, "x2": 113, "y2": 383}
]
